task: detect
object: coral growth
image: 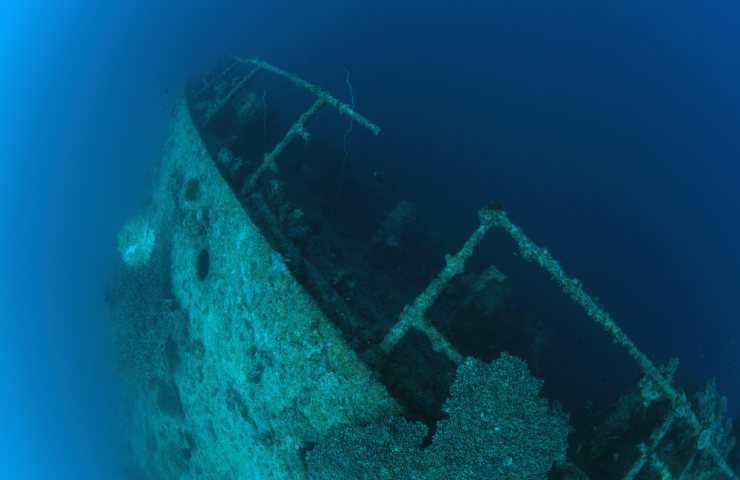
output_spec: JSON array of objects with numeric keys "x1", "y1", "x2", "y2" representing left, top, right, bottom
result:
[
  {"x1": 306, "y1": 354, "x2": 570, "y2": 479},
  {"x1": 118, "y1": 215, "x2": 156, "y2": 267}
]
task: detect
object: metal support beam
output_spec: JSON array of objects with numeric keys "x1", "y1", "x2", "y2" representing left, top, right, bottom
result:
[
  {"x1": 202, "y1": 66, "x2": 262, "y2": 124},
  {"x1": 232, "y1": 56, "x2": 381, "y2": 136}
]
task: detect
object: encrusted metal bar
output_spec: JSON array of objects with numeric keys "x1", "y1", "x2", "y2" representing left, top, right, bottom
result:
[
  {"x1": 242, "y1": 97, "x2": 325, "y2": 194},
  {"x1": 192, "y1": 58, "x2": 242, "y2": 100},
  {"x1": 415, "y1": 322, "x2": 463, "y2": 364},
  {"x1": 202, "y1": 65, "x2": 262, "y2": 124},
  {"x1": 232, "y1": 56, "x2": 381, "y2": 136},
  {"x1": 379, "y1": 208, "x2": 496, "y2": 363},
  {"x1": 488, "y1": 208, "x2": 738, "y2": 480},
  {"x1": 623, "y1": 411, "x2": 676, "y2": 480}
]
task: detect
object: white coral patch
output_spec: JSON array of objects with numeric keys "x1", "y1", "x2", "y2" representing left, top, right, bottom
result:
[{"x1": 118, "y1": 216, "x2": 156, "y2": 267}]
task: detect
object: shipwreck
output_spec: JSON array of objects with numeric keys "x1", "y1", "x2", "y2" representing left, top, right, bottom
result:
[{"x1": 106, "y1": 57, "x2": 739, "y2": 479}]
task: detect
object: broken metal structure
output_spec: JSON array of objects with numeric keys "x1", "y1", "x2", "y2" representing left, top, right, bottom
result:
[{"x1": 108, "y1": 58, "x2": 738, "y2": 480}]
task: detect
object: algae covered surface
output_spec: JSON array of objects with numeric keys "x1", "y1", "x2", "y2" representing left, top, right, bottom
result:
[{"x1": 109, "y1": 101, "x2": 397, "y2": 479}]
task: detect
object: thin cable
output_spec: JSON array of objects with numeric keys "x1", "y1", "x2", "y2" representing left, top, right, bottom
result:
[{"x1": 321, "y1": 69, "x2": 356, "y2": 235}]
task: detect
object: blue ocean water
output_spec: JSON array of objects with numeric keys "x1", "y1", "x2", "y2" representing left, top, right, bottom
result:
[{"x1": 1, "y1": 0, "x2": 738, "y2": 477}]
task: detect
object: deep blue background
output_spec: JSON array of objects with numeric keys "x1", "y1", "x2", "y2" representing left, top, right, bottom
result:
[{"x1": 1, "y1": 1, "x2": 738, "y2": 477}]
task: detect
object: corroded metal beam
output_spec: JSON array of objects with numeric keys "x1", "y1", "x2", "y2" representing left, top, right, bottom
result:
[{"x1": 232, "y1": 56, "x2": 381, "y2": 136}]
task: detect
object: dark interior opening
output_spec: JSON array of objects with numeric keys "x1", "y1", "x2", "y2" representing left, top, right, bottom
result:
[{"x1": 197, "y1": 249, "x2": 209, "y2": 281}]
